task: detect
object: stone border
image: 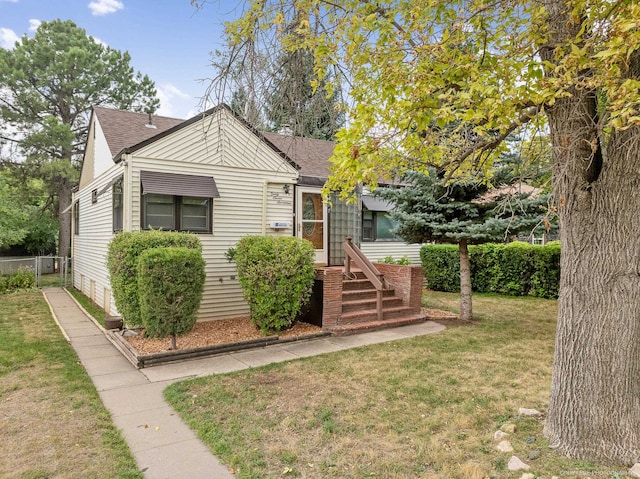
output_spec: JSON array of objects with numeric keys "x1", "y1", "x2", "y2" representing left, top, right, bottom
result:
[{"x1": 106, "y1": 329, "x2": 331, "y2": 368}]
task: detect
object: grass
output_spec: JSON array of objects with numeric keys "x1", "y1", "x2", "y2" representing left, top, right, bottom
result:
[
  {"x1": 164, "y1": 291, "x2": 631, "y2": 479},
  {"x1": 0, "y1": 290, "x2": 142, "y2": 478},
  {"x1": 66, "y1": 286, "x2": 107, "y2": 327}
]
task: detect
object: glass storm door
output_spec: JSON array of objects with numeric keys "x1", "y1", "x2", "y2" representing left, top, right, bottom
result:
[{"x1": 297, "y1": 188, "x2": 327, "y2": 264}]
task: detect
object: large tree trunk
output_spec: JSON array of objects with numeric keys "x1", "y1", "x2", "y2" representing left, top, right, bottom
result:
[
  {"x1": 544, "y1": 120, "x2": 640, "y2": 463},
  {"x1": 57, "y1": 179, "x2": 72, "y2": 261},
  {"x1": 458, "y1": 239, "x2": 473, "y2": 321},
  {"x1": 541, "y1": 0, "x2": 640, "y2": 464}
]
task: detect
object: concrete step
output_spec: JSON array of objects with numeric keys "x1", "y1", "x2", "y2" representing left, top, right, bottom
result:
[
  {"x1": 327, "y1": 313, "x2": 427, "y2": 335},
  {"x1": 341, "y1": 295, "x2": 404, "y2": 313}
]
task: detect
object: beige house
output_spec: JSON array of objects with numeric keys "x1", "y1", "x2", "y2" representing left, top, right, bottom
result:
[{"x1": 73, "y1": 104, "x2": 424, "y2": 324}]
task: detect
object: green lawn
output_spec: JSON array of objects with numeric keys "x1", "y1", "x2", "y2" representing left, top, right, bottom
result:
[
  {"x1": 165, "y1": 292, "x2": 631, "y2": 479},
  {"x1": 0, "y1": 290, "x2": 142, "y2": 478}
]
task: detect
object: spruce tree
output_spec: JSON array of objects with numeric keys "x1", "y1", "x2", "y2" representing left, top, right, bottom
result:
[{"x1": 375, "y1": 168, "x2": 551, "y2": 321}]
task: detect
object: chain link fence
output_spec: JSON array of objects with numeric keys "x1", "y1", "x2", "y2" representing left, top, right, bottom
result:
[{"x1": 0, "y1": 256, "x2": 72, "y2": 288}]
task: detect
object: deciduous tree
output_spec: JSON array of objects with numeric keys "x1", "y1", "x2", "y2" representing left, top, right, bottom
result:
[
  {"x1": 213, "y1": 0, "x2": 640, "y2": 464},
  {"x1": 0, "y1": 19, "x2": 159, "y2": 258}
]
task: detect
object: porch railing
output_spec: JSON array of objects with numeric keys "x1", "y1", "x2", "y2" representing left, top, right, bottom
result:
[{"x1": 342, "y1": 236, "x2": 387, "y2": 321}]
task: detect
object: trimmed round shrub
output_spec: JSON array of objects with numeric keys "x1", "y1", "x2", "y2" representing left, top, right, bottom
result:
[
  {"x1": 107, "y1": 230, "x2": 202, "y2": 327},
  {"x1": 137, "y1": 247, "x2": 205, "y2": 349},
  {"x1": 234, "y1": 235, "x2": 315, "y2": 334}
]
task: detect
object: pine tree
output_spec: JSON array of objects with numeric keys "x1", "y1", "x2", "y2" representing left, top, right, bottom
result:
[{"x1": 264, "y1": 48, "x2": 344, "y2": 140}]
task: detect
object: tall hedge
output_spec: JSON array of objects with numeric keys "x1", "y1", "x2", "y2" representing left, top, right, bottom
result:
[
  {"x1": 107, "y1": 230, "x2": 202, "y2": 327},
  {"x1": 421, "y1": 241, "x2": 560, "y2": 298},
  {"x1": 234, "y1": 235, "x2": 315, "y2": 334},
  {"x1": 137, "y1": 247, "x2": 205, "y2": 349}
]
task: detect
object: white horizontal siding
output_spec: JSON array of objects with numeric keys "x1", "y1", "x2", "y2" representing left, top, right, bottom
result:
[
  {"x1": 360, "y1": 242, "x2": 425, "y2": 265},
  {"x1": 75, "y1": 107, "x2": 298, "y2": 322},
  {"x1": 129, "y1": 157, "x2": 296, "y2": 320},
  {"x1": 72, "y1": 163, "x2": 123, "y2": 315}
]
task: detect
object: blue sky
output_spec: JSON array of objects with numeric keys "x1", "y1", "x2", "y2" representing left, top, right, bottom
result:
[{"x1": 0, "y1": 0, "x2": 245, "y2": 118}]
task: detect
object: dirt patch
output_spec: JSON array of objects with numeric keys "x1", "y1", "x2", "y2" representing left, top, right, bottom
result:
[{"x1": 124, "y1": 317, "x2": 323, "y2": 354}]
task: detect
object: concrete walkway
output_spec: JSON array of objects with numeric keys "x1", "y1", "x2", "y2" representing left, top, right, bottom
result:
[{"x1": 42, "y1": 287, "x2": 446, "y2": 479}]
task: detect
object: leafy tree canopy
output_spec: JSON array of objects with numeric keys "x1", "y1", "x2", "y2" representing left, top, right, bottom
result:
[{"x1": 221, "y1": 0, "x2": 640, "y2": 193}]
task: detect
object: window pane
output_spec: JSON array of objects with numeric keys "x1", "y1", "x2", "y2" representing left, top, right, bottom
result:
[
  {"x1": 113, "y1": 180, "x2": 123, "y2": 232},
  {"x1": 376, "y1": 212, "x2": 399, "y2": 240},
  {"x1": 181, "y1": 197, "x2": 209, "y2": 231},
  {"x1": 362, "y1": 208, "x2": 373, "y2": 241},
  {"x1": 144, "y1": 194, "x2": 174, "y2": 229}
]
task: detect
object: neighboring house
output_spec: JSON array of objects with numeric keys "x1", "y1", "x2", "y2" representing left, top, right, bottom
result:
[{"x1": 72, "y1": 104, "x2": 424, "y2": 323}]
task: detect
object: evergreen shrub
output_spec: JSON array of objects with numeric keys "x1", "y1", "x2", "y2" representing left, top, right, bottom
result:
[
  {"x1": 421, "y1": 242, "x2": 560, "y2": 298},
  {"x1": 107, "y1": 230, "x2": 201, "y2": 327},
  {"x1": 234, "y1": 235, "x2": 315, "y2": 334},
  {"x1": 137, "y1": 247, "x2": 205, "y2": 348}
]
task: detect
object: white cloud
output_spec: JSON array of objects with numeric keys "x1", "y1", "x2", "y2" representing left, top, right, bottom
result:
[
  {"x1": 88, "y1": 0, "x2": 124, "y2": 16},
  {"x1": 28, "y1": 19, "x2": 41, "y2": 32},
  {"x1": 156, "y1": 83, "x2": 191, "y2": 118},
  {"x1": 90, "y1": 35, "x2": 108, "y2": 47},
  {"x1": 0, "y1": 27, "x2": 19, "y2": 49},
  {"x1": 0, "y1": 0, "x2": 19, "y2": 3}
]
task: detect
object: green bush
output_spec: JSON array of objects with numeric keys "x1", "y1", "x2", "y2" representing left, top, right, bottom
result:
[
  {"x1": 421, "y1": 242, "x2": 561, "y2": 298},
  {"x1": 420, "y1": 244, "x2": 460, "y2": 292},
  {"x1": 378, "y1": 255, "x2": 411, "y2": 265},
  {"x1": 107, "y1": 230, "x2": 202, "y2": 327},
  {"x1": 234, "y1": 235, "x2": 315, "y2": 334},
  {"x1": 530, "y1": 241, "x2": 561, "y2": 298},
  {"x1": 137, "y1": 247, "x2": 205, "y2": 349},
  {"x1": 0, "y1": 267, "x2": 36, "y2": 293}
]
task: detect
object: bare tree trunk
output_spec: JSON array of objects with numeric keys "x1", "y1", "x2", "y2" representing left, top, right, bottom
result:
[
  {"x1": 539, "y1": 0, "x2": 640, "y2": 463},
  {"x1": 544, "y1": 122, "x2": 640, "y2": 463},
  {"x1": 458, "y1": 239, "x2": 473, "y2": 321},
  {"x1": 57, "y1": 179, "x2": 72, "y2": 260}
]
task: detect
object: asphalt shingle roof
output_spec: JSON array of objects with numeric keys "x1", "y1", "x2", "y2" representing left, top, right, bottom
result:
[
  {"x1": 261, "y1": 132, "x2": 335, "y2": 181},
  {"x1": 92, "y1": 106, "x2": 337, "y2": 183},
  {"x1": 93, "y1": 106, "x2": 183, "y2": 158}
]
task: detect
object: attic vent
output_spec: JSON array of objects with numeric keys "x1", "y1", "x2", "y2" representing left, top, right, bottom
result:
[
  {"x1": 145, "y1": 113, "x2": 157, "y2": 129},
  {"x1": 278, "y1": 124, "x2": 293, "y2": 136}
]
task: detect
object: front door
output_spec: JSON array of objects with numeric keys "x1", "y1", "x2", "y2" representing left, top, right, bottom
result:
[{"x1": 297, "y1": 188, "x2": 327, "y2": 264}]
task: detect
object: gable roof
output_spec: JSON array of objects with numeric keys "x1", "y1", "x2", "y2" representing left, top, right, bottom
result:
[
  {"x1": 261, "y1": 133, "x2": 335, "y2": 185},
  {"x1": 92, "y1": 105, "x2": 301, "y2": 173},
  {"x1": 93, "y1": 106, "x2": 183, "y2": 158}
]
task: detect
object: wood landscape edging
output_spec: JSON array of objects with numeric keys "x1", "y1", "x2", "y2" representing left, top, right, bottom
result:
[{"x1": 105, "y1": 329, "x2": 332, "y2": 368}]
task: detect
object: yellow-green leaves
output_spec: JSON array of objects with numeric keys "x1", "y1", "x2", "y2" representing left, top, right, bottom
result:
[{"x1": 221, "y1": 0, "x2": 640, "y2": 196}]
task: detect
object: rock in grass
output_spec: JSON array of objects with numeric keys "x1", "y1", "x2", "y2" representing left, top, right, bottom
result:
[
  {"x1": 518, "y1": 407, "x2": 543, "y2": 417},
  {"x1": 629, "y1": 463, "x2": 640, "y2": 478},
  {"x1": 496, "y1": 440, "x2": 514, "y2": 453},
  {"x1": 520, "y1": 474, "x2": 535, "y2": 479},
  {"x1": 507, "y1": 456, "x2": 530, "y2": 471},
  {"x1": 528, "y1": 450, "x2": 540, "y2": 460},
  {"x1": 494, "y1": 430, "x2": 510, "y2": 441},
  {"x1": 501, "y1": 423, "x2": 516, "y2": 433}
]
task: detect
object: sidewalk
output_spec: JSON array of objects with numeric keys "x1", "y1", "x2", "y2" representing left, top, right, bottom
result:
[{"x1": 42, "y1": 287, "x2": 446, "y2": 479}]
